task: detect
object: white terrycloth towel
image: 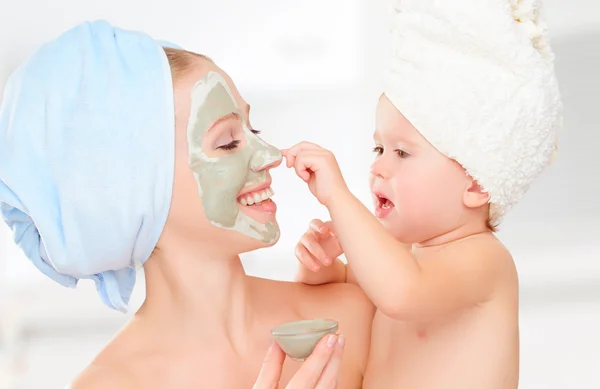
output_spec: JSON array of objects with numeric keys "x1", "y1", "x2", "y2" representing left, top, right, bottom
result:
[{"x1": 383, "y1": 0, "x2": 562, "y2": 221}]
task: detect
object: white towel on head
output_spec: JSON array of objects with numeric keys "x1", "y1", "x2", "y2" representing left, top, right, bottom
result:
[{"x1": 383, "y1": 0, "x2": 562, "y2": 221}]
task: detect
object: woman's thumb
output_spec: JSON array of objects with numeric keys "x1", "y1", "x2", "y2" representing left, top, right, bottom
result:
[{"x1": 252, "y1": 341, "x2": 285, "y2": 389}]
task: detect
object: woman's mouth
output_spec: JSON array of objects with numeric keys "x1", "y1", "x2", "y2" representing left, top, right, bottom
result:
[
  {"x1": 237, "y1": 187, "x2": 277, "y2": 214},
  {"x1": 374, "y1": 194, "x2": 395, "y2": 219}
]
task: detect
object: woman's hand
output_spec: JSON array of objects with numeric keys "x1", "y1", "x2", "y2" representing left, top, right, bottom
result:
[{"x1": 253, "y1": 334, "x2": 345, "y2": 389}]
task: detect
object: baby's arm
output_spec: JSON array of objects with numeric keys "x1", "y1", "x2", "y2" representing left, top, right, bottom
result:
[
  {"x1": 283, "y1": 142, "x2": 505, "y2": 321},
  {"x1": 295, "y1": 256, "x2": 347, "y2": 285},
  {"x1": 327, "y1": 189, "x2": 506, "y2": 321}
]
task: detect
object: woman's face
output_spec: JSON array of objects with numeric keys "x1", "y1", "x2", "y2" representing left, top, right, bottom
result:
[{"x1": 166, "y1": 58, "x2": 282, "y2": 254}]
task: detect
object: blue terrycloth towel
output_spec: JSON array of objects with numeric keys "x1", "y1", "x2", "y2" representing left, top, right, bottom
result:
[{"x1": 0, "y1": 20, "x2": 177, "y2": 312}]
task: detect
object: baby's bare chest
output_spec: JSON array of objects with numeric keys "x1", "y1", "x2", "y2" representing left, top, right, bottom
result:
[{"x1": 364, "y1": 309, "x2": 519, "y2": 388}]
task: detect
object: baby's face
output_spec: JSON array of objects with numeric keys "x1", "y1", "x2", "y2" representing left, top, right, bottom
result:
[{"x1": 370, "y1": 94, "x2": 473, "y2": 244}]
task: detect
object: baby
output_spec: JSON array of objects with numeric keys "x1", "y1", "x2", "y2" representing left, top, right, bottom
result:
[{"x1": 282, "y1": 0, "x2": 562, "y2": 388}]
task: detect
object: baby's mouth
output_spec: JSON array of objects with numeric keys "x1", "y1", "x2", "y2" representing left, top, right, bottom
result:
[{"x1": 377, "y1": 195, "x2": 395, "y2": 210}]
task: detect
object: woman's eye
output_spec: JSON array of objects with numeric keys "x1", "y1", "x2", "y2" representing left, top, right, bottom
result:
[{"x1": 217, "y1": 139, "x2": 240, "y2": 150}]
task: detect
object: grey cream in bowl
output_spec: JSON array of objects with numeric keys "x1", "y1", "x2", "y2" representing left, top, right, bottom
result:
[{"x1": 271, "y1": 318, "x2": 339, "y2": 361}]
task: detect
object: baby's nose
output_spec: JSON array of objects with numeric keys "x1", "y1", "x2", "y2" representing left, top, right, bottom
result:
[{"x1": 370, "y1": 158, "x2": 388, "y2": 179}]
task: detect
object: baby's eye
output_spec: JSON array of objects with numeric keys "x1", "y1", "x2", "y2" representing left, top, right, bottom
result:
[
  {"x1": 372, "y1": 146, "x2": 383, "y2": 155},
  {"x1": 250, "y1": 128, "x2": 261, "y2": 135},
  {"x1": 395, "y1": 149, "x2": 410, "y2": 158}
]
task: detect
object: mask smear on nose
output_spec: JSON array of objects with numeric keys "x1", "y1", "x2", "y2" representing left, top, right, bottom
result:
[{"x1": 186, "y1": 71, "x2": 281, "y2": 244}]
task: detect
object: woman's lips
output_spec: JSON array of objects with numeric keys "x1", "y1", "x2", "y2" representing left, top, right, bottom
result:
[{"x1": 238, "y1": 187, "x2": 277, "y2": 214}]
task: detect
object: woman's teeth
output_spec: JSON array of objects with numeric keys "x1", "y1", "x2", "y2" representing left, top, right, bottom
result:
[{"x1": 239, "y1": 188, "x2": 274, "y2": 206}]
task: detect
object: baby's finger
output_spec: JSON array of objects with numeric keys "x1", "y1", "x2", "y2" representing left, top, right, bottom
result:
[
  {"x1": 321, "y1": 221, "x2": 337, "y2": 237},
  {"x1": 293, "y1": 151, "x2": 324, "y2": 174},
  {"x1": 292, "y1": 154, "x2": 313, "y2": 182},
  {"x1": 283, "y1": 151, "x2": 296, "y2": 169},
  {"x1": 300, "y1": 233, "x2": 331, "y2": 266},
  {"x1": 309, "y1": 219, "x2": 328, "y2": 235},
  {"x1": 285, "y1": 142, "x2": 321, "y2": 158},
  {"x1": 295, "y1": 243, "x2": 321, "y2": 272}
]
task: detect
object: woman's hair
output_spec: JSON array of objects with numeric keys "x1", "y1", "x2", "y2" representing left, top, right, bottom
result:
[
  {"x1": 163, "y1": 47, "x2": 213, "y2": 83},
  {"x1": 149, "y1": 47, "x2": 214, "y2": 257}
]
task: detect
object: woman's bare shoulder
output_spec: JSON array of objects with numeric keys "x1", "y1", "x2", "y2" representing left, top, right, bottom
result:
[
  {"x1": 301, "y1": 282, "x2": 375, "y2": 330},
  {"x1": 68, "y1": 326, "x2": 145, "y2": 389},
  {"x1": 248, "y1": 276, "x2": 374, "y2": 316},
  {"x1": 69, "y1": 361, "x2": 136, "y2": 389},
  {"x1": 300, "y1": 282, "x2": 375, "y2": 376}
]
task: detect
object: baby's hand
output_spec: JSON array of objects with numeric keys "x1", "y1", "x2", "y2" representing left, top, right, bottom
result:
[
  {"x1": 295, "y1": 219, "x2": 344, "y2": 272},
  {"x1": 282, "y1": 142, "x2": 348, "y2": 207}
]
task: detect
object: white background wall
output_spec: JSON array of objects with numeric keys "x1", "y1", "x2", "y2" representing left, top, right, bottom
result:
[{"x1": 0, "y1": 0, "x2": 599, "y2": 388}]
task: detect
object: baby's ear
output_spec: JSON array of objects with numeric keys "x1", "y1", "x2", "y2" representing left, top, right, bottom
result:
[{"x1": 463, "y1": 179, "x2": 490, "y2": 209}]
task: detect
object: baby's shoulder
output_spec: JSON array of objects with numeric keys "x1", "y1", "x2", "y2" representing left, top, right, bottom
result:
[
  {"x1": 443, "y1": 233, "x2": 517, "y2": 283},
  {"x1": 435, "y1": 232, "x2": 512, "y2": 260},
  {"x1": 458, "y1": 233, "x2": 512, "y2": 261}
]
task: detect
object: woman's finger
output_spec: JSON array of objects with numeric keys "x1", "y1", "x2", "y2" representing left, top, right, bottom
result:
[
  {"x1": 315, "y1": 334, "x2": 345, "y2": 389},
  {"x1": 252, "y1": 341, "x2": 286, "y2": 389},
  {"x1": 286, "y1": 334, "x2": 337, "y2": 389}
]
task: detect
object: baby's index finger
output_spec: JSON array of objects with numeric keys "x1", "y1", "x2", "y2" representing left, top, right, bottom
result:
[
  {"x1": 284, "y1": 154, "x2": 294, "y2": 168},
  {"x1": 323, "y1": 221, "x2": 336, "y2": 237},
  {"x1": 309, "y1": 219, "x2": 324, "y2": 231}
]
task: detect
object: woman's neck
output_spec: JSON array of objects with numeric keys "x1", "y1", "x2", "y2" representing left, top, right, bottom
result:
[{"x1": 136, "y1": 241, "x2": 258, "y2": 354}]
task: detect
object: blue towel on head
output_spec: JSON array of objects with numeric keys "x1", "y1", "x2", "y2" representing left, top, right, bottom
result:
[{"x1": 0, "y1": 20, "x2": 176, "y2": 312}]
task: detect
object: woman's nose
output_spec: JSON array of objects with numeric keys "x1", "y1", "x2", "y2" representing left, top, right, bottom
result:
[{"x1": 250, "y1": 142, "x2": 282, "y2": 171}]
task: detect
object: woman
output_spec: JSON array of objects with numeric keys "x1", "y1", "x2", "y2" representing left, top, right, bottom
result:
[{"x1": 0, "y1": 21, "x2": 373, "y2": 388}]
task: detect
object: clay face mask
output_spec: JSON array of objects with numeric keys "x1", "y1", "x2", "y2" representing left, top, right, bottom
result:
[{"x1": 186, "y1": 71, "x2": 282, "y2": 244}]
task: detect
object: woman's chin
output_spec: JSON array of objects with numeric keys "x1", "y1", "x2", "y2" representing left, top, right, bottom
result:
[{"x1": 236, "y1": 224, "x2": 280, "y2": 254}]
